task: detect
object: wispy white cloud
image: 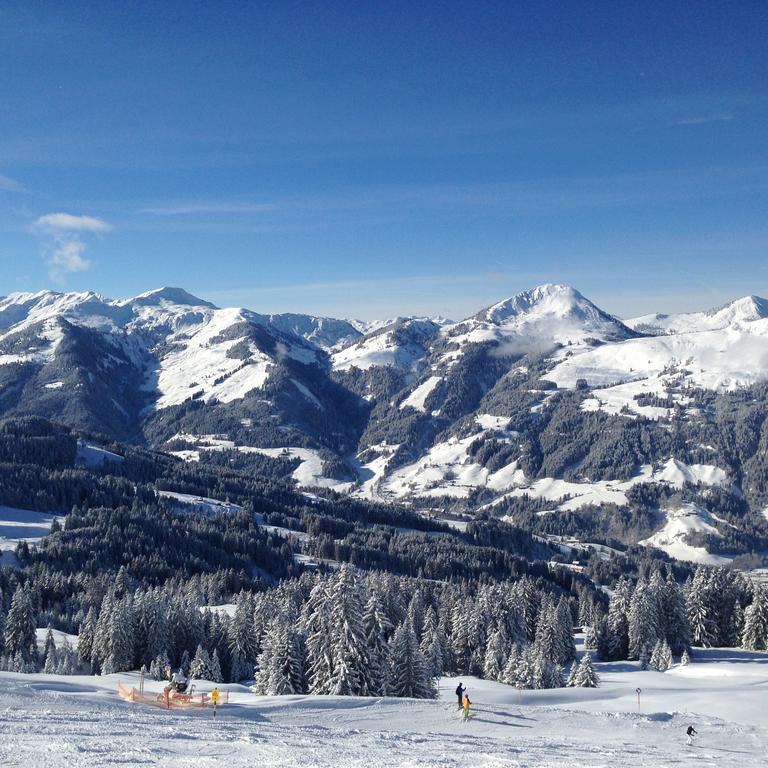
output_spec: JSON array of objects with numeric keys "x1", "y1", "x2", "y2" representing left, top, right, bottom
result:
[
  {"x1": 44, "y1": 238, "x2": 91, "y2": 281},
  {"x1": 34, "y1": 212, "x2": 113, "y2": 233},
  {"x1": 0, "y1": 172, "x2": 25, "y2": 193},
  {"x1": 671, "y1": 113, "x2": 734, "y2": 126},
  {"x1": 32, "y1": 212, "x2": 113, "y2": 282},
  {"x1": 136, "y1": 201, "x2": 278, "y2": 216}
]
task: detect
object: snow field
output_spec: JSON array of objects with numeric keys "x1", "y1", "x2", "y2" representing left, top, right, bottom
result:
[{"x1": 1, "y1": 648, "x2": 767, "y2": 767}]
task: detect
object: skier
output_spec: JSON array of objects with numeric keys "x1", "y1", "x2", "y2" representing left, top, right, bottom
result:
[
  {"x1": 211, "y1": 687, "x2": 220, "y2": 718},
  {"x1": 462, "y1": 693, "x2": 472, "y2": 722},
  {"x1": 455, "y1": 682, "x2": 466, "y2": 709},
  {"x1": 686, "y1": 725, "x2": 697, "y2": 746}
]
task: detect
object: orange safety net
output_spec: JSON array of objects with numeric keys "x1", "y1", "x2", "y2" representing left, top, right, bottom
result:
[{"x1": 117, "y1": 682, "x2": 230, "y2": 709}]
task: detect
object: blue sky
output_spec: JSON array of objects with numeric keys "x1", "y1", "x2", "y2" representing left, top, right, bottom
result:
[{"x1": 0, "y1": 1, "x2": 766, "y2": 320}]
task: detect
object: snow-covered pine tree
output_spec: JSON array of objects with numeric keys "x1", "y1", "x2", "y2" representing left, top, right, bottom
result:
[
  {"x1": 680, "y1": 648, "x2": 690, "y2": 666},
  {"x1": 419, "y1": 606, "x2": 444, "y2": 680},
  {"x1": 650, "y1": 639, "x2": 672, "y2": 672},
  {"x1": 639, "y1": 643, "x2": 651, "y2": 671},
  {"x1": 742, "y1": 586, "x2": 768, "y2": 651},
  {"x1": 661, "y1": 573, "x2": 691, "y2": 655},
  {"x1": 406, "y1": 589, "x2": 426, "y2": 643},
  {"x1": 209, "y1": 649, "x2": 224, "y2": 683},
  {"x1": 327, "y1": 565, "x2": 369, "y2": 696},
  {"x1": 502, "y1": 644, "x2": 521, "y2": 686},
  {"x1": 56, "y1": 637, "x2": 77, "y2": 675},
  {"x1": 304, "y1": 578, "x2": 334, "y2": 694},
  {"x1": 228, "y1": 591, "x2": 258, "y2": 673},
  {"x1": 687, "y1": 569, "x2": 715, "y2": 648},
  {"x1": 3, "y1": 585, "x2": 37, "y2": 667},
  {"x1": 106, "y1": 596, "x2": 136, "y2": 673},
  {"x1": 570, "y1": 653, "x2": 600, "y2": 688},
  {"x1": 43, "y1": 641, "x2": 57, "y2": 673},
  {"x1": 482, "y1": 627, "x2": 508, "y2": 682},
  {"x1": 189, "y1": 644, "x2": 213, "y2": 680},
  {"x1": 364, "y1": 589, "x2": 393, "y2": 694},
  {"x1": 77, "y1": 607, "x2": 96, "y2": 669},
  {"x1": 554, "y1": 597, "x2": 576, "y2": 665},
  {"x1": 388, "y1": 623, "x2": 435, "y2": 699},
  {"x1": 598, "y1": 578, "x2": 631, "y2": 660},
  {"x1": 255, "y1": 618, "x2": 306, "y2": 695},
  {"x1": 628, "y1": 579, "x2": 661, "y2": 660}
]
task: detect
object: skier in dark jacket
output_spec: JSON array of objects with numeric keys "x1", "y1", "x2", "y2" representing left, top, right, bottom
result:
[
  {"x1": 686, "y1": 725, "x2": 697, "y2": 746},
  {"x1": 455, "y1": 683, "x2": 466, "y2": 708}
]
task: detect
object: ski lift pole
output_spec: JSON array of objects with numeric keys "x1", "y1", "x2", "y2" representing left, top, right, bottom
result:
[
  {"x1": 636, "y1": 687, "x2": 642, "y2": 713},
  {"x1": 139, "y1": 667, "x2": 145, "y2": 697}
]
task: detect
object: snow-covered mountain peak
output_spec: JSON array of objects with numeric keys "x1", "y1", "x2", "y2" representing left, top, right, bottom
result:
[
  {"x1": 442, "y1": 283, "x2": 633, "y2": 355},
  {"x1": 627, "y1": 294, "x2": 768, "y2": 336},
  {"x1": 126, "y1": 287, "x2": 216, "y2": 310}
]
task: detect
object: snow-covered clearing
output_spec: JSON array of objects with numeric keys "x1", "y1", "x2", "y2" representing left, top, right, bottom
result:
[
  {"x1": 1, "y1": 648, "x2": 767, "y2": 766},
  {"x1": 545, "y1": 320, "x2": 768, "y2": 416},
  {"x1": 0, "y1": 506, "x2": 61, "y2": 567},
  {"x1": 640, "y1": 502, "x2": 733, "y2": 565},
  {"x1": 399, "y1": 375, "x2": 442, "y2": 412},
  {"x1": 169, "y1": 433, "x2": 352, "y2": 492},
  {"x1": 485, "y1": 458, "x2": 731, "y2": 512},
  {"x1": 76, "y1": 441, "x2": 124, "y2": 467}
]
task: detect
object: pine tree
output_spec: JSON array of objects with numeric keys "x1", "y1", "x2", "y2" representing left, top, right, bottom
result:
[
  {"x1": 554, "y1": 597, "x2": 576, "y2": 665},
  {"x1": 43, "y1": 643, "x2": 57, "y2": 674},
  {"x1": 189, "y1": 644, "x2": 213, "y2": 680},
  {"x1": 482, "y1": 628, "x2": 507, "y2": 682},
  {"x1": 364, "y1": 590, "x2": 393, "y2": 694},
  {"x1": 327, "y1": 565, "x2": 369, "y2": 696},
  {"x1": 255, "y1": 619, "x2": 306, "y2": 695},
  {"x1": 687, "y1": 570, "x2": 715, "y2": 648},
  {"x1": 56, "y1": 637, "x2": 77, "y2": 675},
  {"x1": 4, "y1": 585, "x2": 37, "y2": 667},
  {"x1": 209, "y1": 649, "x2": 224, "y2": 684},
  {"x1": 502, "y1": 644, "x2": 521, "y2": 686},
  {"x1": 388, "y1": 624, "x2": 435, "y2": 699},
  {"x1": 680, "y1": 648, "x2": 690, "y2": 666},
  {"x1": 569, "y1": 653, "x2": 600, "y2": 688},
  {"x1": 77, "y1": 607, "x2": 97, "y2": 668},
  {"x1": 628, "y1": 579, "x2": 661, "y2": 660},
  {"x1": 742, "y1": 586, "x2": 768, "y2": 651},
  {"x1": 650, "y1": 639, "x2": 672, "y2": 672},
  {"x1": 303, "y1": 579, "x2": 333, "y2": 693}
]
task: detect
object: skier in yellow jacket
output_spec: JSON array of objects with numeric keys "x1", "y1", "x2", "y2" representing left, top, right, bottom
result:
[{"x1": 462, "y1": 693, "x2": 472, "y2": 721}]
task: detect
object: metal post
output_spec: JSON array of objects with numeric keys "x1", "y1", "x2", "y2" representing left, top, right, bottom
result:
[{"x1": 636, "y1": 687, "x2": 642, "y2": 713}]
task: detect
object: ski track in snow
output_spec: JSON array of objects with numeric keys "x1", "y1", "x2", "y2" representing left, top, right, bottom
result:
[{"x1": 1, "y1": 658, "x2": 767, "y2": 767}]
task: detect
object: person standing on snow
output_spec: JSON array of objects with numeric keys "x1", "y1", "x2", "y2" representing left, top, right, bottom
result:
[
  {"x1": 686, "y1": 725, "x2": 697, "y2": 746},
  {"x1": 456, "y1": 682, "x2": 466, "y2": 709},
  {"x1": 462, "y1": 693, "x2": 472, "y2": 721},
  {"x1": 211, "y1": 687, "x2": 220, "y2": 718}
]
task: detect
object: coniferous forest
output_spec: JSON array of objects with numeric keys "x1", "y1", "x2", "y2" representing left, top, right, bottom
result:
[{"x1": 2, "y1": 416, "x2": 768, "y2": 697}]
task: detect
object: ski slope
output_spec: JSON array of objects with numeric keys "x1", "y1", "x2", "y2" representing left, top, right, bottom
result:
[{"x1": 0, "y1": 647, "x2": 766, "y2": 767}]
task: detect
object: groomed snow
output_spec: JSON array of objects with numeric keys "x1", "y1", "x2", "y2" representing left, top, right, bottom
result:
[{"x1": 1, "y1": 646, "x2": 767, "y2": 766}]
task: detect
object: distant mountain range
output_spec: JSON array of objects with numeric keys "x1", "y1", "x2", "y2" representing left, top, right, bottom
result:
[{"x1": 3, "y1": 282, "x2": 768, "y2": 564}]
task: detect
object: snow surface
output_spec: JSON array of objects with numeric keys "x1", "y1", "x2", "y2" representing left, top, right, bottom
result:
[
  {"x1": 1, "y1": 646, "x2": 768, "y2": 766},
  {"x1": 399, "y1": 375, "x2": 442, "y2": 412},
  {"x1": 0, "y1": 506, "x2": 60, "y2": 567},
  {"x1": 640, "y1": 502, "x2": 733, "y2": 565},
  {"x1": 169, "y1": 433, "x2": 352, "y2": 492},
  {"x1": 545, "y1": 321, "x2": 768, "y2": 412},
  {"x1": 76, "y1": 441, "x2": 124, "y2": 467},
  {"x1": 486, "y1": 458, "x2": 731, "y2": 512},
  {"x1": 380, "y1": 417, "x2": 522, "y2": 499}
]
